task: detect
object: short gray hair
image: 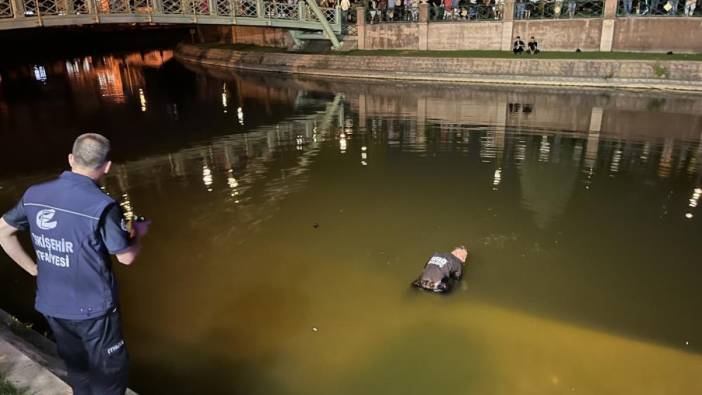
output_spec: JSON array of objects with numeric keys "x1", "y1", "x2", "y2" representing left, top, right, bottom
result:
[{"x1": 72, "y1": 133, "x2": 111, "y2": 169}]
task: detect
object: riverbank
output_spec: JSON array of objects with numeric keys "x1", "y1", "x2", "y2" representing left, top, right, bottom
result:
[
  {"x1": 0, "y1": 309, "x2": 138, "y2": 395},
  {"x1": 0, "y1": 310, "x2": 70, "y2": 395},
  {"x1": 176, "y1": 43, "x2": 702, "y2": 92}
]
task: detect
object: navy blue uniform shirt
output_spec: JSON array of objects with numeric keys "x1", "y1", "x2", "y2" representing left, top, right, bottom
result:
[{"x1": 2, "y1": 171, "x2": 131, "y2": 320}]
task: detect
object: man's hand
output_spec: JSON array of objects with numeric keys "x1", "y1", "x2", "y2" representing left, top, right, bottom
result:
[{"x1": 115, "y1": 219, "x2": 151, "y2": 266}]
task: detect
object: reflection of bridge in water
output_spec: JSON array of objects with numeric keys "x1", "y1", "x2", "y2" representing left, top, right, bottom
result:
[{"x1": 0, "y1": 0, "x2": 343, "y2": 47}]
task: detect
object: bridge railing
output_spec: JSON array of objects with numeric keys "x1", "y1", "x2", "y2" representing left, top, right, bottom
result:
[
  {"x1": 2, "y1": 0, "x2": 342, "y2": 33},
  {"x1": 1, "y1": 0, "x2": 13, "y2": 18}
]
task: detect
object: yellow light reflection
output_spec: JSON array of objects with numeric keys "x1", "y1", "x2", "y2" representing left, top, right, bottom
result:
[
  {"x1": 221, "y1": 83, "x2": 228, "y2": 114},
  {"x1": 202, "y1": 164, "x2": 213, "y2": 192},
  {"x1": 139, "y1": 88, "x2": 147, "y2": 112},
  {"x1": 340, "y1": 133, "x2": 347, "y2": 153},
  {"x1": 227, "y1": 169, "x2": 240, "y2": 200},
  {"x1": 237, "y1": 107, "x2": 244, "y2": 126},
  {"x1": 493, "y1": 168, "x2": 502, "y2": 190},
  {"x1": 538, "y1": 135, "x2": 551, "y2": 163},
  {"x1": 120, "y1": 193, "x2": 134, "y2": 220}
]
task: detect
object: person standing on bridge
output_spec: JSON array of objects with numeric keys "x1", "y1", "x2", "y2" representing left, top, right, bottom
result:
[
  {"x1": 0, "y1": 133, "x2": 150, "y2": 395},
  {"x1": 341, "y1": 0, "x2": 351, "y2": 21}
]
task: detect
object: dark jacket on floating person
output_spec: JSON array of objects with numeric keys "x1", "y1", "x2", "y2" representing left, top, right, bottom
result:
[{"x1": 413, "y1": 246, "x2": 469, "y2": 293}]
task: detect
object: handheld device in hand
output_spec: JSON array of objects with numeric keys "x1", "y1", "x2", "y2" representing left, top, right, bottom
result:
[{"x1": 126, "y1": 215, "x2": 147, "y2": 238}]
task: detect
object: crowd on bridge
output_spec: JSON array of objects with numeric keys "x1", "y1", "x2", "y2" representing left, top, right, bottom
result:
[{"x1": 320, "y1": 0, "x2": 702, "y2": 23}]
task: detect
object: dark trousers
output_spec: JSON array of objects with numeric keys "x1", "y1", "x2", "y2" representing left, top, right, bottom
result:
[{"x1": 45, "y1": 309, "x2": 129, "y2": 395}]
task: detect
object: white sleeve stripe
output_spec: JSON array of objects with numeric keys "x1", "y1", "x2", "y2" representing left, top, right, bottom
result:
[{"x1": 23, "y1": 203, "x2": 101, "y2": 221}]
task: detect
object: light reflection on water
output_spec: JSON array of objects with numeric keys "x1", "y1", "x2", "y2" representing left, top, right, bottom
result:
[{"x1": 1, "y1": 54, "x2": 702, "y2": 395}]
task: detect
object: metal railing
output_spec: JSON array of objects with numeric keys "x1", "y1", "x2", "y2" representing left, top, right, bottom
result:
[
  {"x1": 0, "y1": 0, "x2": 14, "y2": 17},
  {"x1": 514, "y1": 0, "x2": 604, "y2": 19},
  {"x1": 1, "y1": 0, "x2": 343, "y2": 36},
  {"x1": 265, "y1": 1, "x2": 299, "y2": 20},
  {"x1": 366, "y1": 3, "x2": 504, "y2": 23},
  {"x1": 100, "y1": 0, "x2": 152, "y2": 14},
  {"x1": 616, "y1": 0, "x2": 701, "y2": 16},
  {"x1": 366, "y1": 5, "x2": 420, "y2": 23},
  {"x1": 307, "y1": 3, "x2": 336, "y2": 23},
  {"x1": 236, "y1": 0, "x2": 258, "y2": 17},
  {"x1": 432, "y1": 3, "x2": 505, "y2": 21}
]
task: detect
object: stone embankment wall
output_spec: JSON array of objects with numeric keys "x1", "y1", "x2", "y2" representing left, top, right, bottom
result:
[
  {"x1": 195, "y1": 0, "x2": 702, "y2": 53},
  {"x1": 358, "y1": 0, "x2": 702, "y2": 53},
  {"x1": 176, "y1": 43, "x2": 702, "y2": 91}
]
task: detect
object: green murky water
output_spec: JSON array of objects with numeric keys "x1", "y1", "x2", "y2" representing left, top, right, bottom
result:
[{"x1": 1, "y1": 52, "x2": 701, "y2": 394}]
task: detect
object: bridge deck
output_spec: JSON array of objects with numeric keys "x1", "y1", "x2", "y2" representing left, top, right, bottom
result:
[{"x1": 0, "y1": 0, "x2": 342, "y2": 36}]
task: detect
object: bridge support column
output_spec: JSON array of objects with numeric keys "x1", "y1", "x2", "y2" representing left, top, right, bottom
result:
[{"x1": 356, "y1": 6, "x2": 366, "y2": 50}]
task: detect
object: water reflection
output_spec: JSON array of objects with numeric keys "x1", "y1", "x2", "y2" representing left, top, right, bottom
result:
[{"x1": 1, "y1": 60, "x2": 702, "y2": 395}]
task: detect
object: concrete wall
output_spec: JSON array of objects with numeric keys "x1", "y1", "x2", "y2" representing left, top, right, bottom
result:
[
  {"x1": 612, "y1": 17, "x2": 702, "y2": 52},
  {"x1": 197, "y1": 26, "x2": 292, "y2": 48},
  {"x1": 358, "y1": 1, "x2": 702, "y2": 53},
  {"x1": 428, "y1": 22, "x2": 503, "y2": 51},
  {"x1": 364, "y1": 23, "x2": 420, "y2": 50},
  {"x1": 512, "y1": 19, "x2": 603, "y2": 51},
  {"x1": 176, "y1": 43, "x2": 702, "y2": 91},
  {"x1": 231, "y1": 26, "x2": 292, "y2": 48}
]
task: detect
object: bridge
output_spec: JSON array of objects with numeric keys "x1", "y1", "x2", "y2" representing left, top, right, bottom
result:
[{"x1": 0, "y1": 0, "x2": 344, "y2": 47}]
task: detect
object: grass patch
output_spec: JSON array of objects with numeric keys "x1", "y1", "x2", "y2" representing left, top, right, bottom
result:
[
  {"x1": 341, "y1": 49, "x2": 702, "y2": 61},
  {"x1": 191, "y1": 43, "x2": 702, "y2": 61},
  {"x1": 0, "y1": 373, "x2": 30, "y2": 395}
]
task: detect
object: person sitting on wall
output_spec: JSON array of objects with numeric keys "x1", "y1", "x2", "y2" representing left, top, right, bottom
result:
[
  {"x1": 528, "y1": 36, "x2": 539, "y2": 54},
  {"x1": 412, "y1": 246, "x2": 469, "y2": 293},
  {"x1": 513, "y1": 36, "x2": 525, "y2": 54}
]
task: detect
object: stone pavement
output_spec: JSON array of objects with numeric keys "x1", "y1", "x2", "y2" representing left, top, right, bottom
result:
[
  {"x1": 0, "y1": 317, "x2": 71, "y2": 395},
  {"x1": 0, "y1": 310, "x2": 138, "y2": 395}
]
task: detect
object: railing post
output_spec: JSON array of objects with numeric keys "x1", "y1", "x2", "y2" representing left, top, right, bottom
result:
[
  {"x1": 256, "y1": 0, "x2": 264, "y2": 18},
  {"x1": 152, "y1": 0, "x2": 162, "y2": 14},
  {"x1": 418, "y1": 2, "x2": 428, "y2": 50},
  {"x1": 298, "y1": 0, "x2": 304, "y2": 21},
  {"x1": 34, "y1": 0, "x2": 44, "y2": 26},
  {"x1": 207, "y1": 0, "x2": 214, "y2": 15},
  {"x1": 10, "y1": 0, "x2": 24, "y2": 18},
  {"x1": 603, "y1": 0, "x2": 617, "y2": 18},
  {"x1": 356, "y1": 6, "x2": 365, "y2": 49},
  {"x1": 500, "y1": 0, "x2": 515, "y2": 51},
  {"x1": 600, "y1": 0, "x2": 617, "y2": 51}
]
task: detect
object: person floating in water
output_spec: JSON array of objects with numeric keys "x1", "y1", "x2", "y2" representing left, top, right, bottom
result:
[{"x1": 412, "y1": 246, "x2": 469, "y2": 293}]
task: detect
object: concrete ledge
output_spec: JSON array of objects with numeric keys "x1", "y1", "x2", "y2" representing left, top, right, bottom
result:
[
  {"x1": 175, "y1": 44, "x2": 702, "y2": 93},
  {"x1": 0, "y1": 312, "x2": 71, "y2": 395},
  {"x1": 0, "y1": 309, "x2": 139, "y2": 395}
]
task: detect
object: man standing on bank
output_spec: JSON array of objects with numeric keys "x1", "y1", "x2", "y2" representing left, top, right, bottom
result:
[{"x1": 0, "y1": 133, "x2": 149, "y2": 395}]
